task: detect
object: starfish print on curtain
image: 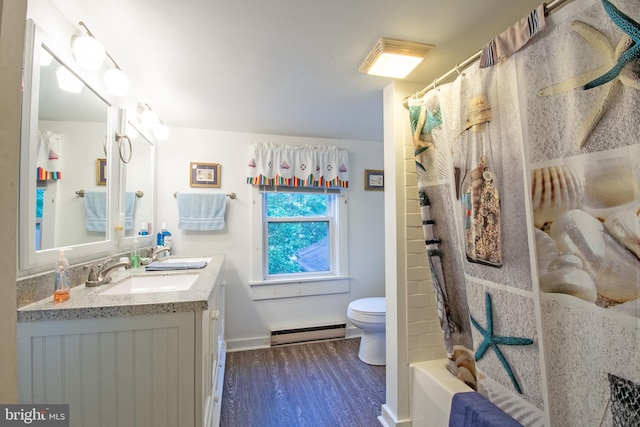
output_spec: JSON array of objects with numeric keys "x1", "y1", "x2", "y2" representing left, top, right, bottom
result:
[
  {"x1": 539, "y1": 17, "x2": 640, "y2": 147},
  {"x1": 470, "y1": 292, "x2": 534, "y2": 394}
]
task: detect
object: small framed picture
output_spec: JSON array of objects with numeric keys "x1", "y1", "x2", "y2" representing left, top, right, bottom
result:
[
  {"x1": 96, "y1": 158, "x2": 107, "y2": 185},
  {"x1": 364, "y1": 169, "x2": 384, "y2": 191},
  {"x1": 190, "y1": 162, "x2": 221, "y2": 188}
]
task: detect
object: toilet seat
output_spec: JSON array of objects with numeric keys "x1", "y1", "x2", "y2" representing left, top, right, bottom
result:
[{"x1": 348, "y1": 297, "x2": 385, "y2": 323}]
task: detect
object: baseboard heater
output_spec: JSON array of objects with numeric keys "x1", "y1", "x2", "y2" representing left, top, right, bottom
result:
[{"x1": 270, "y1": 323, "x2": 346, "y2": 346}]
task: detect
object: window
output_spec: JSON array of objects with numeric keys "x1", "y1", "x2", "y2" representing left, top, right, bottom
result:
[{"x1": 250, "y1": 186, "x2": 350, "y2": 299}]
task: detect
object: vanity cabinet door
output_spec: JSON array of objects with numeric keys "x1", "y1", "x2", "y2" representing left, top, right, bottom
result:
[
  {"x1": 17, "y1": 312, "x2": 196, "y2": 427},
  {"x1": 198, "y1": 271, "x2": 226, "y2": 427}
]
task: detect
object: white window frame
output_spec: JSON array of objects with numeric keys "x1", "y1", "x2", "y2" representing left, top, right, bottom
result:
[{"x1": 250, "y1": 185, "x2": 350, "y2": 300}]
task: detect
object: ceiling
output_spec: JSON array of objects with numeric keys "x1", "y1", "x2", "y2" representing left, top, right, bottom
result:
[{"x1": 49, "y1": 0, "x2": 547, "y2": 142}]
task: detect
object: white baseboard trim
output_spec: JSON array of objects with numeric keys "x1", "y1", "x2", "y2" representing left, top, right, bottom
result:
[
  {"x1": 227, "y1": 327, "x2": 361, "y2": 352},
  {"x1": 345, "y1": 325, "x2": 362, "y2": 339},
  {"x1": 225, "y1": 336, "x2": 271, "y2": 352},
  {"x1": 379, "y1": 404, "x2": 412, "y2": 427}
]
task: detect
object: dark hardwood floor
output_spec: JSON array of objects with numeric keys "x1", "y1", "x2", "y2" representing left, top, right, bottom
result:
[{"x1": 221, "y1": 338, "x2": 386, "y2": 427}]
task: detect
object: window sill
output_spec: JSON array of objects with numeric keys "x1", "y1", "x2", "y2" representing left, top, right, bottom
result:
[{"x1": 249, "y1": 276, "x2": 351, "y2": 300}]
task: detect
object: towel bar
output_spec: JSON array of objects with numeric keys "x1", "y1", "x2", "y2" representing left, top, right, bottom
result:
[
  {"x1": 76, "y1": 190, "x2": 144, "y2": 198},
  {"x1": 173, "y1": 191, "x2": 236, "y2": 199}
]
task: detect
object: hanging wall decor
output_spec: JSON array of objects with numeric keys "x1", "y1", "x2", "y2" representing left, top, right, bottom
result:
[
  {"x1": 364, "y1": 169, "x2": 384, "y2": 191},
  {"x1": 190, "y1": 162, "x2": 221, "y2": 188},
  {"x1": 96, "y1": 158, "x2": 107, "y2": 185}
]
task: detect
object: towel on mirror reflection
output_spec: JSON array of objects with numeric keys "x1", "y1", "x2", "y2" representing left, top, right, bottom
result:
[
  {"x1": 125, "y1": 192, "x2": 136, "y2": 230},
  {"x1": 449, "y1": 392, "x2": 523, "y2": 427},
  {"x1": 84, "y1": 191, "x2": 107, "y2": 232},
  {"x1": 145, "y1": 261, "x2": 208, "y2": 271},
  {"x1": 177, "y1": 193, "x2": 227, "y2": 230}
]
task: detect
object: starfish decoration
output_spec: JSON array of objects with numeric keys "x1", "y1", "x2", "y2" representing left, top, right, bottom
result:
[
  {"x1": 584, "y1": 0, "x2": 640, "y2": 89},
  {"x1": 470, "y1": 292, "x2": 534, "y2": 394},
  {"x1": 538, "y1": 19, "x2": 640, "y2": 147}
]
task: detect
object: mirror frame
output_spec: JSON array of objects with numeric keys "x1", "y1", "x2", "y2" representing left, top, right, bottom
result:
[
  {"x1": 119, "y1": 108, "x2": 156, "y2": 248},
  {"x1": 19, "y1": 19, "x2": 118, "y2": 273}
]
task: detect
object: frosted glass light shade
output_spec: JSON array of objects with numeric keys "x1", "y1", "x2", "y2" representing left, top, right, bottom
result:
[
  {"x1": 139, "y1": 108, "x2": 159, "y2": 129},
  {"x1": 56, "y1": 66, "x2": 83, "y2": 93},
  {"x1": 366, "y1": 53, "x2": 425, "y2": 79},
  {"x1": 153, "y1": 123, "x2": 169, "y2": 140},
  {"x1": 72, "y1": 35, "x2": 105, "y2": 70},
  {"x1": 360, "y1": 38, "x2": 433, "y2": 79},
  {"x1": 104, "y1": 68, "x2": 130, "y2": 96}
]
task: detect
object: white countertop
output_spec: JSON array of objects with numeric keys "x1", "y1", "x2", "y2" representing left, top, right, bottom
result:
[{"x1": 17, "y1": 254, "x2": 225, "y2": 322}]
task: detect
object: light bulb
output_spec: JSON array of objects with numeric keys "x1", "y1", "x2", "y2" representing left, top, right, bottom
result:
[
  {"x1": 139, "y1": 108, "x2": 159, "y2": 129},
  {"x1": 71, "y1": 35, "x2": 105, "y2": 70},
  {"x1": 104, "y1": 68, "x2": 130, "y2": 96},
  {"x1": 56, "y1": 66, "x2": 83, "y2": 93},
  {"x1": 153, "y1": 123, "x2": 169, "y2": 140}
]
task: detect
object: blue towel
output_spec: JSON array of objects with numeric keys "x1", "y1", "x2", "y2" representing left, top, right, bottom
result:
[
  {"x1": 449, "y1": 392, "x2": 523, "y2": 427},
  {"x1": 125, "y1": 192, "x2": 136, "y2": 231},
  {"x1": 145, "y1": 261, "x2": 208, "y2": 271},
  {"x1": 84, "y1": 191, "x2": 107, "y2": 232},
  {"x1": 177, "y1": 193, "x2": 227, "y2": 230}
]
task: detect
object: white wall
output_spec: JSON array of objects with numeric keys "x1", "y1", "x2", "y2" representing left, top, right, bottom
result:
[{"x1": 156, "y1": 127, "x2": 385, "y2": 348}]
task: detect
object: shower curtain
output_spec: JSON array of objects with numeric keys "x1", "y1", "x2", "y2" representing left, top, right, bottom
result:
[{"x1": 409, "y1": 0, "x2": 639, "y2": 425}]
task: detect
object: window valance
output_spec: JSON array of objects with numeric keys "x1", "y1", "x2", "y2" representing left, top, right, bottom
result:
[{"x1": 247, "y1": 142, "x2": 349, "y2": 188}]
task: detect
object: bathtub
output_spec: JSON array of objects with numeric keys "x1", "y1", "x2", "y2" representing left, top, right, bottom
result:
[{"x1": 410, "y1": 359, "x2": 474, "y2": 427}]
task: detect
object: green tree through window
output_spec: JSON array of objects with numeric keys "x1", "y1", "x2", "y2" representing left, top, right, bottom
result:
[{"x1": 265, "y1": 192, "x2": 332, "y2": 275}]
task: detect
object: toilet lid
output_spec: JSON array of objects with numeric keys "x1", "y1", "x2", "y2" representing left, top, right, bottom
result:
[{"x1": 349, "y1": 297, "x2": 385, "y2": 315}]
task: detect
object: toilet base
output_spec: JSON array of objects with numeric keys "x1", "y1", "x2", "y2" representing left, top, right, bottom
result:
[{"x1": 358, "y1": 330, "x2": 386, "y2": 365}]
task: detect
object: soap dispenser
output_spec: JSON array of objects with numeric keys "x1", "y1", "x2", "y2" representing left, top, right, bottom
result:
[{"x1": 53, "y1": 248, "x2": 72, "y2": 302}]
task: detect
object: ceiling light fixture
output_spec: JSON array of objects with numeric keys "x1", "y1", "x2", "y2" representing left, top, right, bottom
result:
[{"x1": 359, "y1": 38, "x2": 434, "y2": 79}]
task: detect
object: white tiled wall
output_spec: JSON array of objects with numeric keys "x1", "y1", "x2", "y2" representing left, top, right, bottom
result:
[{"x1": 401, "y1": 102, "x2": 446, "y2": 364}]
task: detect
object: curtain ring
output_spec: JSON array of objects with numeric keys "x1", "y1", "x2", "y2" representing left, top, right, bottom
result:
[
  {"x1": 118, "y1": 134, "x2": 133, "y2": 164},
  {"x1": 455, "y1": 65, "x2": 464, "y2": 77}
]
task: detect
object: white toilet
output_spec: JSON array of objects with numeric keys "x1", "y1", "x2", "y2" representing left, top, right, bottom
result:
[{"x1": 347, "y1": 297, "x2": 386, "y2": 365}]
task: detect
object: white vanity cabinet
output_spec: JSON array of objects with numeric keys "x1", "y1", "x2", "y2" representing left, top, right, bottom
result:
[
  {"x1": 17, "y1": 257, "x2": 226, "y2": 427},
  {"x1": 197, "y1": 278, "x2": 227, "y2": 427}
]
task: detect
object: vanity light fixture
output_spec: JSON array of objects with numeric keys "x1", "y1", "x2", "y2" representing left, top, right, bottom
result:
[
  {"x1": 153, "y1": 121, "x2": 169, "y2": 140},
  {"x1": 72, "y1": 21, "x2": 130, "y2": 96},
  {"x1": 359, "y1": 38, "x2": 434, "y2": 79},
  {"x1": 136, "y1": 103, "x2": 169, "y2": 140},
  {"x1": 71, "y1": 22, "x2": 105, "y2": 70},
  {"x1": 103, "y1": 68, "x2": 130, "y2": 97},
  {"x1": 138, "y1": 103, "x2": 159, "y2": 129}
]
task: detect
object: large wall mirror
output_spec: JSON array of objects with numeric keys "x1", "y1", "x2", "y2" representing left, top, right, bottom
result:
[
  {"x1": 122, "y1": 117, "x2": 155, "y2": 241},
  {"x1": 20, "y1": 20, "x2": 116, "y2": 272}
]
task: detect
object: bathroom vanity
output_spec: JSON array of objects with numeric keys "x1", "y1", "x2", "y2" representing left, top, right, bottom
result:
[{"x1": 17, "y1": 255, "x2": 226, "y2": 427}]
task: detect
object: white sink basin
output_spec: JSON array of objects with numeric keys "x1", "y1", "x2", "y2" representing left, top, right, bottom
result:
[{"x1": 100, "y1": 273, "x2": 200, "y2": 295}]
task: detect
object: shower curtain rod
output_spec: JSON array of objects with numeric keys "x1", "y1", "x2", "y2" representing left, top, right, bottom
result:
[{"x1": 402, "y1": 0, "x2": 573, "y2": 109}]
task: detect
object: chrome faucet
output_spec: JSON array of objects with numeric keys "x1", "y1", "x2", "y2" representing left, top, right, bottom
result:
[
  {"x1": 149, "y1": 246, "x2": 172, "y2": 261},
  {"x1": 84, "y1": 258, "x2": 131, "y2": 287}
]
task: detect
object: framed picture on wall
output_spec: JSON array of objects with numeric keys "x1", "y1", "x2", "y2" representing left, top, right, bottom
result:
[
  {"x1": 96, "y1": 158, "x2": 107, "y2": 185},
  {"x1": 190, "y1": 162, "x2": 221, "y2": 188},
  {"x1": 364, "y1": 169, "x2": 384, "y2": 191}
]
